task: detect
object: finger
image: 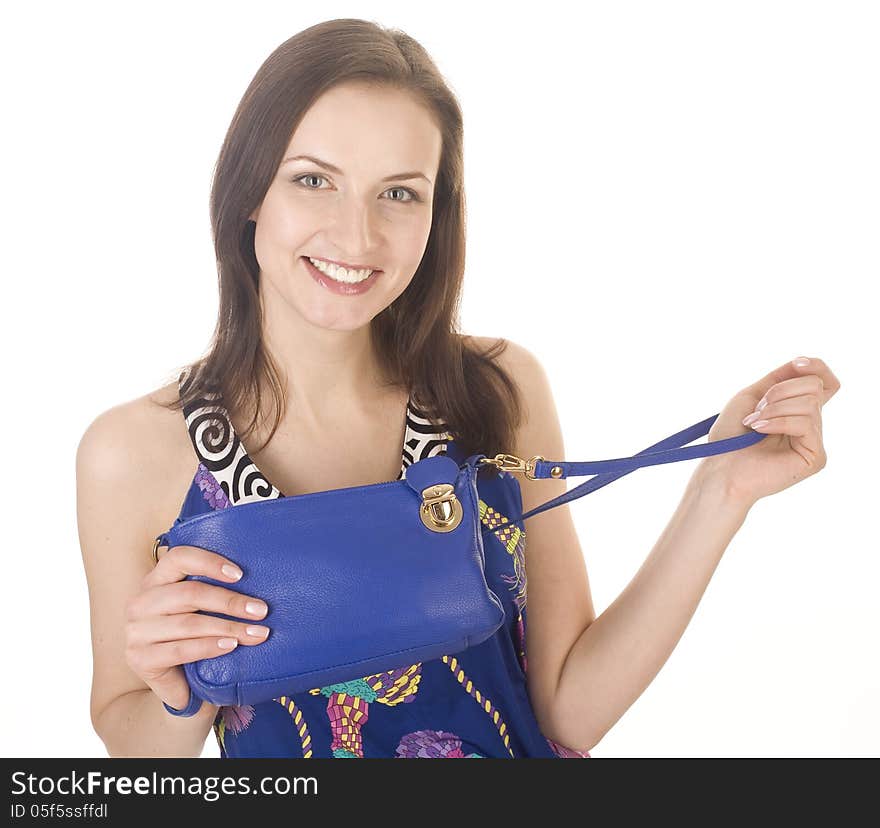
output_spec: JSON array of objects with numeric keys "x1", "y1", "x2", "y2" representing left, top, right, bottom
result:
[
  {"x1": 128, "y1": 614, "x2": 271, "y2": 647},
  {"x1": 129, "y1": 580, "x2": 269, "y2": 623},
  {"x1": 751, "y1": 376, "x2": 824, "y2": 412},
  {"x1": 789, "y1": 356, "x2": 842, "y2": 401},
  {"x1": 749, "y1": 356, "x2": 841, "y2": 403},
  {"x1": 748, "y1": 394, "x2": 822, "y2": 422},
  {"x1": 746, "y1": 413, "x2": 822, "y2": 454},
  {"x1": 151, "y1": 673, "x2": 197, "y2": 712},
  {"x1": 749, "y1": 385, "x2": 825, "y2": 416},
  {"x1": 146, "y1": 545, "x2": 244, "y2": 589},
  {"x1": 132, "y1": 636, "x2": 243, "y2": 674}
]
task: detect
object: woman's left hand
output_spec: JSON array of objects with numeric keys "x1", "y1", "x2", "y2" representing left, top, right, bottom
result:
[{"x1": 698, "y1": 356, "x2": 842, "y2": 509}]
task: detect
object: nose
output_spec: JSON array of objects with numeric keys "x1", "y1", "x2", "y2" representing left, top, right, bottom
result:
[{"x1": 329, "y1": 193, "x2": 382, "y2": 262}]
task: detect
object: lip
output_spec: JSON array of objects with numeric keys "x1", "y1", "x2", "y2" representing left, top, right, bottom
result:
[{"x1": 301, "y1": 256, "x2": 381, "y2": 296}]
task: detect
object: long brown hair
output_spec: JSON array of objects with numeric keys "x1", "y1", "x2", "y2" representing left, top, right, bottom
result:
[{"x1": 159, "y1": 18, "x2": 523, "y2": 473}]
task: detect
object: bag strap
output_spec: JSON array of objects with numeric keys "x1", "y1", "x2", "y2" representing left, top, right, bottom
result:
[{"x1": 479, "y1": 413, "x2": 765, "y2": 527}]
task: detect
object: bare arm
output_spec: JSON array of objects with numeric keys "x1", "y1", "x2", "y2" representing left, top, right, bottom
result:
[
  {"x1": 76, "y1": 401, "x2": 217, "y2": 757},
  {"x1": 551, "y1": 464, "x2": 751, "y2": 752},
  {"x1": 93, "y1": 689, "x2": 218, "y2": 758}
]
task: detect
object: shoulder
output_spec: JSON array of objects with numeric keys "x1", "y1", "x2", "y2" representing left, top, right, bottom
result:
[
  {"x1": 77, "y1": 380, "x2": 190, "y2": 475},
  {"x1": 464, "y1": 335, "x2": 555, "y2": 431},
  {"x1": 463, "y1": 333, "x2": 563, "y2": 478},
  {"x1": 462, "y1": 334, "x2": 543, "y2": 379},
  {"x1": 76, "y1": 380, "x2": 199, "y2": 535}
]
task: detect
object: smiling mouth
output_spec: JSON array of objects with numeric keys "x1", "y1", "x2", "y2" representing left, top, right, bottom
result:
[
  {"x1": 305, "y1": 254, "x2": 383, "y2": 273},
  {"x1": 301, "y1": 256, "x2": 382, "y2": 293},
  {"x1": 301, "y1": 255, "x2": 384, "y2": 281}
]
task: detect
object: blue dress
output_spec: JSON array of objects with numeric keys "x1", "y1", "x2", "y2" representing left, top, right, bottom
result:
[{"x1": 170, "y1": 368, "x2": 590, "y2": 759}]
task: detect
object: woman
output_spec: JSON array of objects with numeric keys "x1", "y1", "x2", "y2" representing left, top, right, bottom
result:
[{"x1": 76, "y1": 19, "x2": 839, "y2": 758}]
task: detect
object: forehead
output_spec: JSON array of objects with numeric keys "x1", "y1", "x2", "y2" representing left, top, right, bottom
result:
[{"x1": 285, "y1": 83, "x2": 442, "y2": 175}]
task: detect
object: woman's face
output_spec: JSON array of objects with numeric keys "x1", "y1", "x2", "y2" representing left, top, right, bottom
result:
[{"x1": 250, "y1": 82, "x2": 443, "y2": 332}]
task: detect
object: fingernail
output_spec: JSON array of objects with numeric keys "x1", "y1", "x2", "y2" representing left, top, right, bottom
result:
[
  {"x1": 218, "y1": 638, "x2": 238, "y2": 649},
  {"x1": 222, "y1": 564, "x2": 243, "y2": 580},
  {"x1": 742, "y1": 411, "x2": 761, "y2": 426},
  {"x1": 755, "y1": 397, "x2": 767, "y2": 412},
  {"x1": 792, "y1": 357, "x2": 810, "y2": 367},
  {"x1": 246, "y1": 625, "x2": 270, "y2": 637},
  {"x1": 246, "y1": 601, "x2": 268, "y2": 617},
  {"x1": 750, "y1": 419, "x2": 769, "y2": 429}
]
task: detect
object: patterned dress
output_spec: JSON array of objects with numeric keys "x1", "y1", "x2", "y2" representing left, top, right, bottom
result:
[{"x1": 171, "y1": 368, "x2": 590, "y2": 759}]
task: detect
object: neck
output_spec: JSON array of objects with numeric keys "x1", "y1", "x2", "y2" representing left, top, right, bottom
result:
[{"x1": 255, "y1": 297, "x2": 398, "y2": 430}]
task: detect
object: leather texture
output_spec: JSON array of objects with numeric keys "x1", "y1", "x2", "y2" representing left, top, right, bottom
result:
[
  {"x1": 159, "y1": 453, "x2": 505, "y2": 713},
  {"x1": 155, "y1": 414, "x2": 765, "y2": 717}
]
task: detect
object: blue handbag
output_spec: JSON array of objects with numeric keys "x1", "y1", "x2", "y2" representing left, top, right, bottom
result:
[{"x1": 154, "y1": 413, "x2": 765, "y2": 717}]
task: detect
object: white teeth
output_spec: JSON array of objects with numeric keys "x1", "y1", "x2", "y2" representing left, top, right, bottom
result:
[{"x1": 307, "y1": 256, "x2": 374, "y2": 283}]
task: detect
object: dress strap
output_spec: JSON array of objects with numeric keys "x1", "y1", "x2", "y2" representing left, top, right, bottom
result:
[
  {"x1": 402, "y1": 396, "x2": 453, "y2": 472},
  {"x1": 177, "y1": 367, "x2": 281, "y2": 505}
]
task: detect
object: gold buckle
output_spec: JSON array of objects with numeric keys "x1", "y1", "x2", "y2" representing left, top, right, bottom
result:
[
  {"x1": 478, "y1": 453, "x2": 544, "y2": 480},
  {"x1": 420, "y1": 483, "x2": 463, "y2": 532}
]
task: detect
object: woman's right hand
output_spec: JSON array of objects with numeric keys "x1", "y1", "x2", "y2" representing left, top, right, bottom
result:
[{"x1": 124, "y1": 544, "x2": 271, "y2": 711}]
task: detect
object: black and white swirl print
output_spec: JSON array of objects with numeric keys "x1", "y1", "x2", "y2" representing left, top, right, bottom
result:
[{"x1": 401, "y1": 398, "x2": 454, "y2": 473}]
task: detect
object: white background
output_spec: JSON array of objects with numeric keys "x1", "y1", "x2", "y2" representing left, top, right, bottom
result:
[{"x1": 2, "y1": 0, "x2": 876, "y2": 758}]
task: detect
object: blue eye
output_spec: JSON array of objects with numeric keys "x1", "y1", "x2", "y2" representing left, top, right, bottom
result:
[
  {"x1": 291, "y1": 173, "x2": 420, "y2": 203},
  {"x1": 385, "y1": 186, "x2": 419, "y2": 203},
  {"x1": 293, "y1": 173, "x2": 325, "y2": 190}
]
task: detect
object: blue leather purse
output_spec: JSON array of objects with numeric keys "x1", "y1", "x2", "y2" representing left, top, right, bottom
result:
[{"x1": 154, "y1": 414, "x2": 765, "y2": 717}]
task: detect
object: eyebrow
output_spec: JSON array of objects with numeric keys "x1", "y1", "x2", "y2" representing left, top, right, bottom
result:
[{"x1": 282, "y1": 154, "x2": 433, "y2": 185}]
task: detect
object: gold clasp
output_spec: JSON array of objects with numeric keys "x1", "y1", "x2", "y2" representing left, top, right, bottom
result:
[
  {"x1": 478, "y1": 453, "x2": 544, "y2": 480},
  {"x1": 420, "y1": 483, "x2": 463, "y2": 532}
]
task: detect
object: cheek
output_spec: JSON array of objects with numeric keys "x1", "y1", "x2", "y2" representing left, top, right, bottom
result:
[
  {"x1": 396, "y1": 213, "x2": 434, "y2": 264},
  {"x1": 268, "y1": 204, "x2": 311, "y2": 247},
  {"x1": 255, "y1": 189, "x2": 314, "y2": 245}
]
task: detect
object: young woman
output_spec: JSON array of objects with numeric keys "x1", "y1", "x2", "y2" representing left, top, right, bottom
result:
[{"x1": 76, "y1": 19, "x2": 839, "y2": 759}]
